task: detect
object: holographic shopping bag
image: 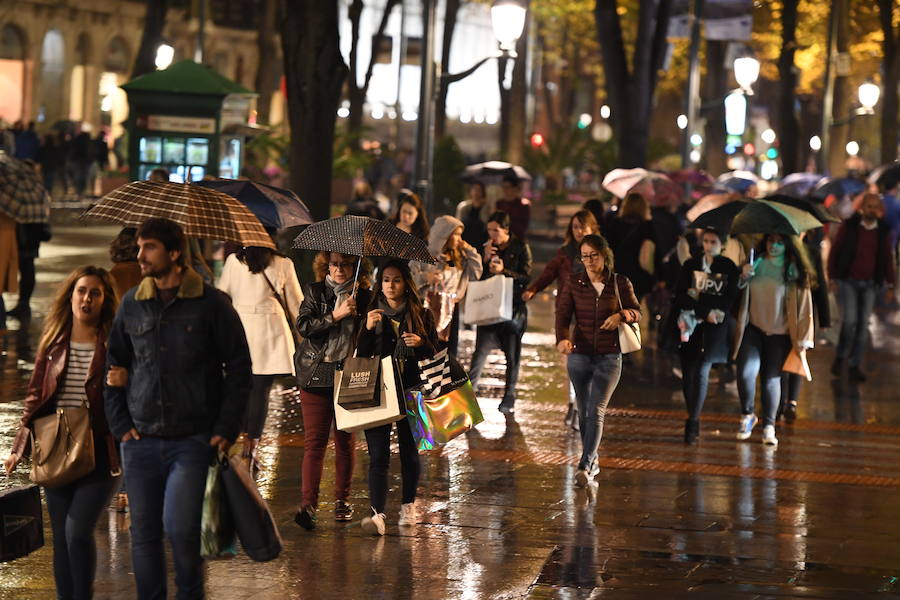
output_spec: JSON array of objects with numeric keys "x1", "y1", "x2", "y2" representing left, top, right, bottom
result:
[{"x1": 405, "y1": 382, "x2": 484, "y2": 451}]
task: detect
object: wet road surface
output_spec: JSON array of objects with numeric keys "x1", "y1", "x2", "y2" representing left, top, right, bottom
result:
[{"x1": 2, "y1": 226, "x2": 900, "y2": 599}]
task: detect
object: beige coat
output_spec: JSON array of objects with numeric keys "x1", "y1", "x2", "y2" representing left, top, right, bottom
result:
[
  {"x1": 732, "y1": 282, "x2": 814, "y2": 360},
  {"x1": 217, "y1": 254, "x2": 303, "y2": 375}
]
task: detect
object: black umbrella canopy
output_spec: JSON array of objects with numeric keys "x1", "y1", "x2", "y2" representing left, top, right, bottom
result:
[
  {"x1": 685, "y1": 200, "x2": 749, "y2": 233},
  {"x1": 870, "y1": 162, "x2": 900, "y2": 192},
  {"x1": 730, "y1": 200, "x2": 823, "y2": 236},
  {"x1": 292, "y1": 215, "x2": 436, "y2": 263},
  {"x1": 765, "y1": 194, "x2": 840, "y2": 224}
]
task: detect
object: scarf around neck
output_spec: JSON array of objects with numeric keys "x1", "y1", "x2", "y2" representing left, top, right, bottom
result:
[
  {"x1": 324, "y1": 275, "x2": 357, "y2": 362},
  {"x1": 376, "y1": 296, "x2": 415, "y2": 363}
]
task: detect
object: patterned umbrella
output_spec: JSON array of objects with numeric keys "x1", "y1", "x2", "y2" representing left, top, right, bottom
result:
[
  {"x1": 0, "y1": 154, "x2": 51, "y2": 223},
  {"x1": 628, "y1": 173, "x2": 685, "y2": 208},
  {"x1": 84, "y1": 180, "x2": 275, "y2": 249},
  {"x1": 193, "y1": 179, "x2": 312, "y2": 229},
  {"x1": 292, "y1": 215, "x2": 436, "y2": 264}
]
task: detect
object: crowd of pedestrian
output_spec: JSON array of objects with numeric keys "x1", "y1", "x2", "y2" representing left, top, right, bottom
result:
[{"x1": 2, "y1": 164, "x2": 898, "y2": 599}]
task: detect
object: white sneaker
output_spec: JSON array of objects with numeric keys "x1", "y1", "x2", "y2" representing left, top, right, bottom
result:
[
  {"x1": 398, "y1": 502, "x2": 417, "y2": 526},
  {"x1": 762, "y1": 425, "x2": 778, "y2": 446},
  {"x1": 736, "y1": 414, "x2": 758, "y2": 440},
  {"x1": 361, "y1": 508, "x2": 386, "y2": 536}
]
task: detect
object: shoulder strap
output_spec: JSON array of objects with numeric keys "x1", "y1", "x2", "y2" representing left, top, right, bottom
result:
[
  {"x1": 613, "y1": 273, "x2": 624, "y2": 311},
  {"x1": 261, "y1": 270, "x2": 300, "y2": 342}
]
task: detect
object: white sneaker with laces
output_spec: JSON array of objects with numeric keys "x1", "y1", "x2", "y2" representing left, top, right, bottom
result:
[
  {"x1": 361, "y1": 508, "x2": 386, "y2": 536},
  {"x1": 398, "y1": 502, "x2": 417, "y2": 526},
  {"x1": 736, "y1": 414, "x2": 758, "y2": 440},
  {"x1": 762, "y1": 425, "x2": 778, "y2": 446}
]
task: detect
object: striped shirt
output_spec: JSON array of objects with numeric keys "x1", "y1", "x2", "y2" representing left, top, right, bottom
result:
[{"x1": 56, "y1": 342, "x2": 95, "y2": 408}]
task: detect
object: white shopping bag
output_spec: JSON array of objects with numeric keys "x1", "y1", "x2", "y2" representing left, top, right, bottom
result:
[
  {"x1": 462, "y1": 275, "x2": 513, "y2": 326},
  {"x1": 334, "y1": 356, "x2": 405, "y2": 433}
]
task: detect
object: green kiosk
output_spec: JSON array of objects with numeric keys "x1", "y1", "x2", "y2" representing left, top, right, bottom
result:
[{"x1": 122, "y1": 60, "x2": 256, "y2": 183}]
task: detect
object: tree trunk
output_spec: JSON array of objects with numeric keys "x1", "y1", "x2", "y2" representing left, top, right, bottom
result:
[
  {"x1": 346, "y1": 0, "x2": 401, "y2": 137},
  {"x1": 594, "y1": 0, "x2": 672, "y2": 168},
  {"x1": 702, "y1": 40, "x2": 728, "y2": 175},
  {"x1": 826, "y1": 0, "x2": 850, "y2": 175},
  {"x1": 254, "y1": 0, "x2": 280, "y2": 125},
  {"x1": 879, "y1": 0, "x2": 898, "y2": 165},
  {"x1": 434, "y1": 0, "x2": 461, "y2": 141},
  {"x1": 131, "y1": 0, "x2": 169, "y2": 78},
  {"x1": 281, "y1": 0, "x2": 347, "y2": 221},
  {"x1": 505, "y1": 13, "x2": 530, "y2": 165},
  {"x1": 778, "y1": 0, "x2": 800, "y2": 174}
]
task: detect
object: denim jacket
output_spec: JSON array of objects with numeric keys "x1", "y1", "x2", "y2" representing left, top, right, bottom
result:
[{"x1": 104, "y1": 268, "x2": 252, "y2": 441}]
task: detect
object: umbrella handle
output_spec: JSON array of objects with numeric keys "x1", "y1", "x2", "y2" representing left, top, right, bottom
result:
[{"x1": 351, "y1": 256, "x2": 362, "y2": 297}]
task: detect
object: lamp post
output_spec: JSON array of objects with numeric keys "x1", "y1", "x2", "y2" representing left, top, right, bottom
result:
[
  {"x1": 413, "y1": 0, "x2": 527, "y2": 215},
  {"x1": 816, "y1": 80, "x2": 881, "y2": 170}
]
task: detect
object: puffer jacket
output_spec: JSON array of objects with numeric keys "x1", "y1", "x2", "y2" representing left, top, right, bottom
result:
[
  {"x1": 555, "y1": 270, "x2": 641, "y2": 355},
  {"x1": 294, "y1": 280, "x2": 371, "y2": 389},
  {"x1": 12, "y1": 330, "x2": 120, "y2": 475},
  {"x1": 104, "y1": 268, "x2": 252, "y2": 441},
  {"x1": 525, "y1": 242, "x2": 581, "y2": 301}
]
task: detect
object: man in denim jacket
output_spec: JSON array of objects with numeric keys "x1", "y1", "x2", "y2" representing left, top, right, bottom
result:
[{"x1": 105, "y1": 217, "x2": 251, "y2": 599}]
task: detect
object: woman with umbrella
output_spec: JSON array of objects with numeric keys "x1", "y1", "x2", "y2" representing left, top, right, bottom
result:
[
  {"x1": 673, "y1": 228, "x2": 740, "y2": 444},
  {"x1": 734, "y1": 234, "x2": 815, "y2": 446},
  {"x1": 293, "y1": 253, "x2": 372, "y2": 529}
]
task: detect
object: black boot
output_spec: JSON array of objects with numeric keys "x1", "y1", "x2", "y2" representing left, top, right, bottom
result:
[
  {"x1": 784, "y1": 401, "x2": 797, "y2": 424},
  {"x1": 684, "y1": 419, "x2": 700, "y2": 444},
  {"x1": 831, "y1": 358, "x2": 844, "y2": 378}
]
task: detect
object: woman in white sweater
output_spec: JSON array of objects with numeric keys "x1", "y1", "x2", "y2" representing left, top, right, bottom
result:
[{"x1": 218, "y1": 246, "x2": 303, "y2": 459}]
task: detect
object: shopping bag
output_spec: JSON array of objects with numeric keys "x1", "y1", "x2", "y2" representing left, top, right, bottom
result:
[
  {"x1": 462, "y1": 275, "x2": 513, "y2": 326},
  {"x1": 200, "y1": 458, "x2": 237, "y2": 559},
  {"x1": 335, "y1": 356, "x2": 381, "y2": 409},
  {"x1": 334, "y1": 355, "x2": 405, "y2": 433},
  {"x1": 220, "y1": 454, "x2": 282, "y2": 562},
  {"x1": 405, "y1": 382, "x2": 484, "y2": 451},
  {"x1": 0, "y1": 485, "x2": 44, "y2": 563},
  {"x1": 783, "y1": 348, "x2": 812, "y2": 381}
]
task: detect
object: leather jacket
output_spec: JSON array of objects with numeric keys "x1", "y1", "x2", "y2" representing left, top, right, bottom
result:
[
  {"x1": 294, "y1": 281, "x2": 371, "y2": 389},
  {"x1": 11, "y1": 330, "x2": 120, "y2": 475}
]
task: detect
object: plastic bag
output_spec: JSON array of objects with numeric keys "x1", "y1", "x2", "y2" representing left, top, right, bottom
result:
[{"x1": 200, "y1": 458, "x2": 237, "y2": 559}]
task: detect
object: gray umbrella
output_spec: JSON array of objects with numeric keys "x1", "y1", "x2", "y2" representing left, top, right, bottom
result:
[{"x1": 292, "y1": 215, "x2": 436, "y2": 264}]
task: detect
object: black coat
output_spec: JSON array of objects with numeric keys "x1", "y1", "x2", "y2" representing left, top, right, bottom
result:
[
  {"x1": 294, "y1": 281, "x2": 372, "y2": 389},
  {"x1": 674, "y1": 255, "x2": 740, "y2": 363},
  {"x1": 356, "y1": 305, "x2": 438, "y2": 390}
]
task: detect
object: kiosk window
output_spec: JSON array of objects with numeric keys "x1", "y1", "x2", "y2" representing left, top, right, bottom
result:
[{"x1": 139, "y1": 137, "x2": 161, "y2": 163}]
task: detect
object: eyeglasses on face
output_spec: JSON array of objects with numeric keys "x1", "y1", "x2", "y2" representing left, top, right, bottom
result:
[
  {"x1": 580, "y1": 252, "x2": 602, "y2": 262},
  {"x1": 329, "y1": 261, "x2": 356, "y2": 269}
]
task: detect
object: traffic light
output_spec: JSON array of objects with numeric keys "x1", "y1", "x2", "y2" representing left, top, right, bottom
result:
[
  {"x1": 530, "y1": 133, "x2": 545, "y2": 148},
  {"x1": 743, "y1": 143, "x2": 755, "y2": 156},
  {"x1": 766, "y1": 147, "x2": 778, "y2": 159}
]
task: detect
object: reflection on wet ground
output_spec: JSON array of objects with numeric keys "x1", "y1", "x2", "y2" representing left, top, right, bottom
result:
[{"x1": 2, "y1": 227, "x2": 900, "y2": 598}]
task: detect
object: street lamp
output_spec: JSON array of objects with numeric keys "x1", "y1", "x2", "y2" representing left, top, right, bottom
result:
[
  {"x1": 414, "y1": 0, "x2": 529, "y2": 213},
  {"x1": 846, "y1": 141, "x2": 860, "y2": 156},
  {"x1": 733, "y1": 56, "x2": 760, "y2": 94},
  {"x1": 857, "y1": 81, "x2": 880, "y2": 114},
  {"x1": 491, "y1": 0, "x2": 528, "y2": 57},
  {"x1": 809, "y1": 136, "x2": 822, "y2": 151},
  {"x1": 155, "y1": 44, "x2": 174, "y2": 70}
]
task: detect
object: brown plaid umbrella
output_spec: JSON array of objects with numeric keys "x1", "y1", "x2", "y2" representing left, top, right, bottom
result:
[
  {"x1": 0, "y1": 154, "x2": 51, "y2": 223},
  {"x1": 84, "y1": 180, "x2": 275, "y2": 249}
]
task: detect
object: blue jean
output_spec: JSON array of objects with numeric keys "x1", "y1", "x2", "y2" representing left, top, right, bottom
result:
[
  {"x1": 567, "y1": 353, "x2": 622, "y2": 471},
  {"x1": 122, "y1": 433, "x2": 210, "y2": 600},
  {"x1": 44, "y1": 468, "x2": 120, "y2": 600},
  {"x1": 835, "y1": 279, "x2": 878, "y2": 367},
  {"x1": 737, "y1": 325, "x2": 791, "y2": 427}
]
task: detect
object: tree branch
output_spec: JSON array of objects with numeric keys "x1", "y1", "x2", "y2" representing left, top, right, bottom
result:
[{"x1": 362, "y1": 0, "x2": 401, "y2": 93}]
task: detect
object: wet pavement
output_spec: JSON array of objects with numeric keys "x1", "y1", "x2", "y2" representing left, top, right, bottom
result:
[{"x1": 2, "y1": 225, "x2": 900, "y2": 599}]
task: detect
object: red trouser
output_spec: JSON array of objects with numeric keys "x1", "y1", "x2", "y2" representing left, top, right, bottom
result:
[{"x1": 299, "y1": 388, "x2": 355, "y2": 508}]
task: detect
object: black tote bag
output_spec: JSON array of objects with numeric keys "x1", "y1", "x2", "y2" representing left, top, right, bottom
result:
[
  {"x1": 336, "y1": 355, "x2": 381, "y2": 409},
  {"x1": 0, "y1": 485, "x2": 44, "y2": 563},
  {"x1": 220, "y1": 455, "x2": 283, "y2": 562}
]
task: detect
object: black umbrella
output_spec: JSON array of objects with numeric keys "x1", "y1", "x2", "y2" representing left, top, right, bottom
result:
[
  {"x1": 462, "y1": 161, "x2": 532, "y2": 183},
  {"x1": 685, "y1": 200, "x2": 748, "y2": 233},
  {"x1": 809, "y1": 177, "x2": 866, "y2": 201},
  {"x1": 193, "y1": 179, "x2": 312, "y2": 229},
  {"x1": 730, "y1": 200, "x2": 822, "y2": 236},
  {"x1": 292, "y1": 215, "x2": 436, "y2": 264},
  {"x1": 765, "y1": 194, "x2": 840, "y2": 224},
  {"x1": 869, "y1": 162, "x2": 900, "y2": 192}
]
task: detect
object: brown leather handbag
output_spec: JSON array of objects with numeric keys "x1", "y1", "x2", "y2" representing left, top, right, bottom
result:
[{"x1": 29, "y1": 401, "x2": 95, "y2": 489}]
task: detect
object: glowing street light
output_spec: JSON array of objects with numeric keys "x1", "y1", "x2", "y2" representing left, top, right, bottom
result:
[
  {"x1": 761, "y1": 128, "x2": 776, "y2": 144},
  {"x1": 491, "y1": 0, "x2": 528, "y2": 56},
  {"x1": 154, "y1": 44, "x2": 174, "y2": 70},
  {"x1": 733, "y1": 56, "x2": 760, "y2": 93},
  {"x1": 846, "y1": 141, "x2": 860, "y2": 156},
  {"x1": 600, "y1": 105, "x2": 611, "y2": 119},
  {"x1": 858, "y1": 81, "x2": 880, "y2": 113},
  {"x1": 676, "y1": 114, "x2": 688, "y2": 130},
  {"x1": 809, "y1": 136, "x2": 822, "y2": 151}
]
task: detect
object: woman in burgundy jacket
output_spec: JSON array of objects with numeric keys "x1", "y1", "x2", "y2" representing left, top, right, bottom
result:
[
  {"x1": 555, "y1": 235, "x2": 641, "y2": 488},
  {"x1": 4, "y1": 265, "x2": 121, "y2": 600}
]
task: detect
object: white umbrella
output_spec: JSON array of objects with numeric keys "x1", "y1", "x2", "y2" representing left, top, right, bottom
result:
[{"x1": 601, "y1": 168, "x2": 649, "y2": 199}]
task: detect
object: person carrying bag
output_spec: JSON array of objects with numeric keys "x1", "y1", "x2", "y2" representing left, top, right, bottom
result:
[{"x1": 354, "y1": 260, "x2": 439, "y2": 536}]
